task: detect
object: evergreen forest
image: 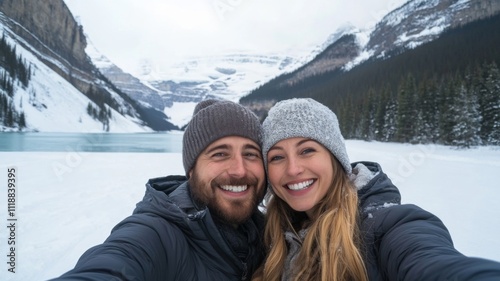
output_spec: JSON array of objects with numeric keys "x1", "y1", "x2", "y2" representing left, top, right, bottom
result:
[{"x1": 0, "y1": 34, "x2": 30, "y2": 129}]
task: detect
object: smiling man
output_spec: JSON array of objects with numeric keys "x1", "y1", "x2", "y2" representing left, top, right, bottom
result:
[{"x1": 51, "y1": 99, "x2": 267, "y2": 281}]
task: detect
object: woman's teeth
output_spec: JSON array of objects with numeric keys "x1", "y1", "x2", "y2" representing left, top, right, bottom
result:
[{"x1": 287, "y1": 180, "x2": 314, "y2": 190}]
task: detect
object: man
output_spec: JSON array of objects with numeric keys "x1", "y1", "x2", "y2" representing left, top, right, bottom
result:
[{"x1": 51, "y1": 99, "x2": 267, "y2": 280}]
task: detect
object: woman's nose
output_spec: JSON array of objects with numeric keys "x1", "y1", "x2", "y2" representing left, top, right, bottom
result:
[{"x1": 285, "y1": 156, "x2": 303, "y2": 176}]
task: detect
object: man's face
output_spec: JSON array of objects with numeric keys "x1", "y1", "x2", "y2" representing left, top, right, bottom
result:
[{"x1": 189, "y1": 136, "x2": 266, "y2": 225}]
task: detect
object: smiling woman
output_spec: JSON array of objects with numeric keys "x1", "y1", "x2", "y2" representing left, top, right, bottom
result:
[
  {"x1": 266, "y1": 138, "x2": 336, "y2": 217},
  {"x1": 252, "y1": 98, "x2": 500, "y2": 281}
]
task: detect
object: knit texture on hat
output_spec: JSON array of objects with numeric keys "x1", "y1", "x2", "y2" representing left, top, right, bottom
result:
[
  {"x1": 262, "y1": 98, "x2": 352, "y2": 174},
  {"x1": 182, "y1": 99, "x2": 262, "y2": 175}
]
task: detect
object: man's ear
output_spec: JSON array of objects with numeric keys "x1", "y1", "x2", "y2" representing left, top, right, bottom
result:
[{"x1": 188, "y1": 170, "x2": 193, "y2": 179}]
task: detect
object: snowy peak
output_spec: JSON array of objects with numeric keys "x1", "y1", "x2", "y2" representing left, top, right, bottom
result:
[
  {"x1": 366, "y1": 0, "x2": 500, "y2": 59},
  {"x1": 246, "y1": 0, "x2": 500, "y2": 89},
  {"x1": 95, "y1": 48, "x2": 316, "y2": 128}
]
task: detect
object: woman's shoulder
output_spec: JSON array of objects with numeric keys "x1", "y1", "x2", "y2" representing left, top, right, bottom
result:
[{"x1": 361, "y1": 203, "x2": 450, "y2": 244}]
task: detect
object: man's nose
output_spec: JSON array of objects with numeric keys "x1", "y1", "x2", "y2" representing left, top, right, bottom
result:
[{"x1": 227, "y1": 155, "x2": 246, "y2": 178}]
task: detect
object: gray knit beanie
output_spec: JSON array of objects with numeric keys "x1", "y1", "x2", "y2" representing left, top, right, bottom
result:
[
  {"x1": 182, "y1": 99, "x2": 262, "y2": 175},
  {"x1": 262, "y1": 98, "x2": 351, "y2": 174}
]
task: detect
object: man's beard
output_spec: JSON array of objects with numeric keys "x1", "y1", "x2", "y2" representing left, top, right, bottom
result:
[{"x1": 189, "y1": 171, "x2": 264, "y2": 225}]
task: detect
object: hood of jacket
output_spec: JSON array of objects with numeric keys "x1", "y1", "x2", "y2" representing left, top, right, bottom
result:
[
  {"x1": 352, "y1": 161, "x2": 401, "y2": 219},
  {"x1": 134, "y1": 175, "x2": 203, "y2": 229}
]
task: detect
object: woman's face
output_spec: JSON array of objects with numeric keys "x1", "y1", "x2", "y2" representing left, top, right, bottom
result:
[{"x1": 267, "y1": 137, "x2": 334, "y2": 217}]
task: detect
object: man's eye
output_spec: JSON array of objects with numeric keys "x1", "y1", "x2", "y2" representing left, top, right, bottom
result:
[
  {"x1": 244, "y1": 152, "x2": 260, "y2": 159},
  {"x1": 212, "y1": 152, "x2": 227, "y2": 158}
]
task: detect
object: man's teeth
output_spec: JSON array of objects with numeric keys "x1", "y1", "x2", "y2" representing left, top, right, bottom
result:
[
  {"x1": 220, "y1": 185, "x2": 248, "y2": 192},
  {"x1": 287, "y1": 180, "x2": 314, "y2": 190}
]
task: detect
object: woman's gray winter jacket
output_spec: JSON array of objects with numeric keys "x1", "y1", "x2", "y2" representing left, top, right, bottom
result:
[{"x1": 356, "y1": 161, "x2": 500, "y2": 280}]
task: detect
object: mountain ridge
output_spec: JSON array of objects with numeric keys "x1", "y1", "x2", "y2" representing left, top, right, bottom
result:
[
  {"x1": 241, "y1": 0, "x2": 500, "y2": 112},
  {"x1": 0, "y1": 0, "x2": 177, "y2": 132}
]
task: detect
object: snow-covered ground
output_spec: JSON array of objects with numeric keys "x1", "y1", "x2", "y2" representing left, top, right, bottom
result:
[{"x1": 1, "y1": 141, "x2": 499, "y2": 281}]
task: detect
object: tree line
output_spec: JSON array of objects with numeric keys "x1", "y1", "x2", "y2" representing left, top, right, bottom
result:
[
  {"x1": 335, "y1": 62, "x2": 500, "y2": 148},
  {"x1": 0, "y1": 34, "x2": 30, "y2": 129}
]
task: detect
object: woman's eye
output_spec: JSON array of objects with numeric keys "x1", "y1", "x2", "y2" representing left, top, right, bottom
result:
[
  {"x1": 301, "y1": 148, "x2": 315, "y2": 155},
  {"x1": 269, "y1": 155, "x2": 283, "y2": 162}
]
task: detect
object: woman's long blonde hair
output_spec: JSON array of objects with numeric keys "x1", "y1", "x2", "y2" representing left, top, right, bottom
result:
[{"x1": 252, "y1": 156, "x2": 368, "y2": 281}]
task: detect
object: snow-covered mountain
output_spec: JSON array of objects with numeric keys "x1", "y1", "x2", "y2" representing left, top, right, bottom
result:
[
  {"x1": 361, "y1": 0, "x2": 500, "y2": 64},
  {"x1": 92, "y1": 44, "x2": 331, "y2": 128},
  {"x1": 95, "y1": 0, "x2": 500, "y2": 129},
  {"x1": 0, "y1": 32, "x2": 149, "y2": 133},
  {"x1": 4, "y1": 0, "x2": 497, "y2": 132},
  {"x1": 345, "y1": 0, "x2": 500, "y2": 70},
  {"x1": 264, "y1": 0, "x2": 500, "y2": 88},
  {"x1": 0, "y1": 0, "x2": 176, "y2": 133}
]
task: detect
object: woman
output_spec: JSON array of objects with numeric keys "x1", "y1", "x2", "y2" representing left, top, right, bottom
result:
[{"x1": 252, "y1": 98, "x2": 500, "y2": 281}]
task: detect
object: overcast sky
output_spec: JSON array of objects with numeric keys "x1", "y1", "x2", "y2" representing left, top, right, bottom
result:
[{"x1": 64, "y1": 0, "x2": 408, "y2": 76}]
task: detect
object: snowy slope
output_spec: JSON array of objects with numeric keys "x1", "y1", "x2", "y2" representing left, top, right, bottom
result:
[
  {"x1": 0, "y1": 141, "x2": 499, "y2": 281},
  {"x1": 0, "y1": 16, "x2": 152, "y2": 133}
]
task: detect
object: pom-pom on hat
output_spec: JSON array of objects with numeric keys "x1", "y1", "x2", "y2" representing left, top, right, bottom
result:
[
  {"x1": 262, "y1": 98, "x2": 351, "y2": 174},
  {"x1": 182, "y1": 99, "x2": 262, "y2": 176}
]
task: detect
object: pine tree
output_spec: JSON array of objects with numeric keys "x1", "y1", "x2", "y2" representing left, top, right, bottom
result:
[
  {"x1": 0, "y1": 93, "x2": 4, "y2": 119},
  {"x1": 480, "y1": 62, "x2": 500, "y2": 145},
  {"x1": 350, "y1": 99, "x2": 363, "y2": 139},
  {"x1": 451, "y1": 83, "x2": 482, "y2": 148},
  {"x1": 359, "y1": 90, "x2": 376, "y2": 141},
  {"x1": 419, "y1": 79, "x2": 441, "y2": 143},
  {"x1": 19, "y1": 111, "x2": 26, "y2": 128},
  {"x1": 439, "y1": 79, "x2": 457, "y2": 145},
  {"x1": 396, "y1": 74, "x2": 417, "y2": 142},
  {"x1": 87, "y1": 102, "x2": 93, "y2": 116},
  {"x1": 5, "y1": 100, "x2": 14, "y2": 127},
  {"x1": 336, "y1": 97, "x2": 355, "y2": 139},
  {"x1": 382, "y1": 96, "x2": 397, "y2": 142},
  {"x1": 1, "y1": 94, "x2": 7, "y2": 120},
  {"x1": 374, "y1": 86, "x2": 390, "y2": 141},
  {"x1": 411, "y1": 81, "x2": 426, "y2": 144}
]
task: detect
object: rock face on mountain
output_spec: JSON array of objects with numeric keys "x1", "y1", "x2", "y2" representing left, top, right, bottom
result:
[
  {"x1": 259, "y1": 0, "x2": 500, "y2": 90},
  {"x1": 280, "y1": 34, "x2": 360, "y2": 87},
  {"x1": 367, "y1": 0, "x2": 500, "y2": 59},
  {"x1": 99, "y1": 63, "x2": 166, "y2": 109},
  {"x1": 0, "y1": 0, "x2": 93, "y2": 91}
]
